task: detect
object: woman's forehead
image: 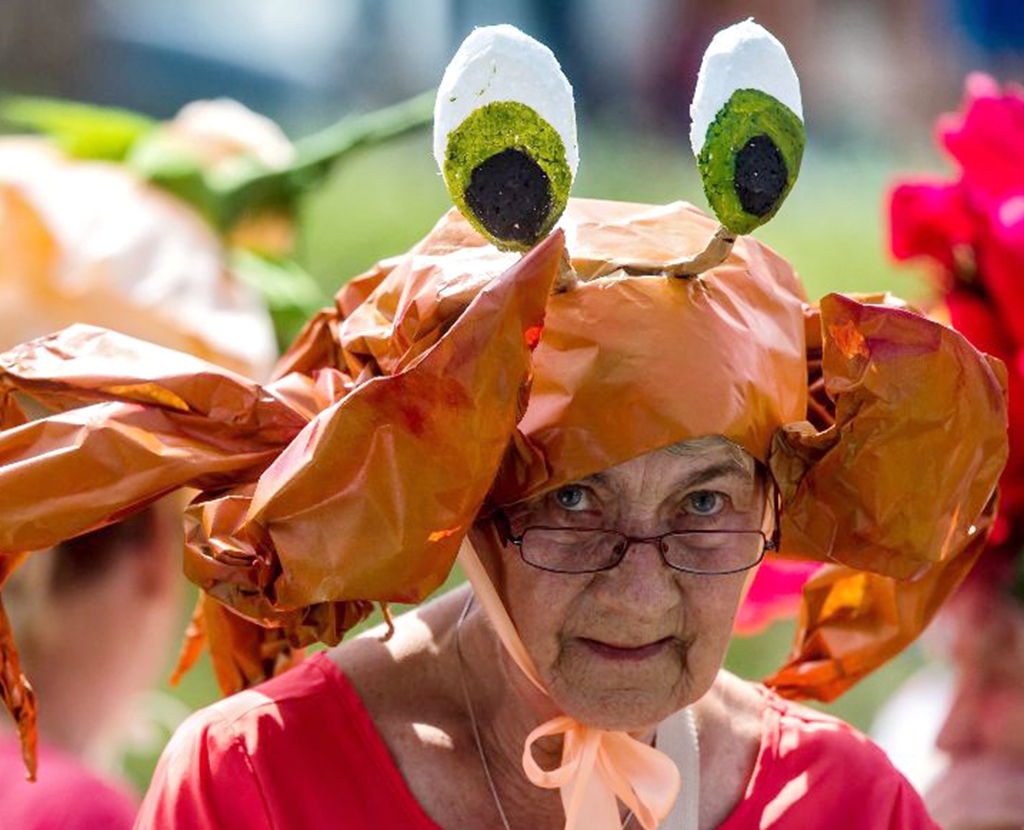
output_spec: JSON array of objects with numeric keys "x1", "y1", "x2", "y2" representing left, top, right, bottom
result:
[
  {"x1": 546, "y1": 437, "x2": 758, "y2": 500},
  {"x1": 591, "y1": 438, "x2": 754, "y2": 485},
  {"x1": 660, "y1": 435, "x2": 756, "y2": 472}
]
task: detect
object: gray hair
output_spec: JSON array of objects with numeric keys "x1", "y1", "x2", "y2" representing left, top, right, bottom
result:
[{"x1": 661, "y1": 435, "x2": 758, "y2": 479}]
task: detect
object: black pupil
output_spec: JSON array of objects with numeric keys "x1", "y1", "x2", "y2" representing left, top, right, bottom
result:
[
  {"x1": 733, "y1": 134, "x2": 788, "y2": 217},
  {"x1": 556, "y1": 487, "x2": 582, "y2": 508},
  {"x1": 691, "y1": 492, "x2": 716, "y2": 513},
  {"x1": 464, "y1": 147, "x2": 553, "y2": 245}
]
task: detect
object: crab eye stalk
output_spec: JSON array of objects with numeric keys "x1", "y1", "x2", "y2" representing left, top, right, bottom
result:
[
  {"x1": 434, "y1": 25, "x2": 578, "y2": 252},
  {"x1": 690, "y1": 19, "x2": 805, "y2": 236}
]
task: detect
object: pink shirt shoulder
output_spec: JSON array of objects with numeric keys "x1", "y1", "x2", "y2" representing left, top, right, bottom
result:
[
  {"x1": 0, "y1": 736, "x2": 138, "y2": 830},
  {"x1": 718, "y1": 687, "x2": 940, "y2": 829},
  {"x1": 136, "y1": 652, "x2": 939, "y2": 829}
]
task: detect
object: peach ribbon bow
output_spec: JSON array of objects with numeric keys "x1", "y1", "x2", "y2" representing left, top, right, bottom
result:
[{"x1": 458, "y1": 540, "x2": 682, "y2": 830}]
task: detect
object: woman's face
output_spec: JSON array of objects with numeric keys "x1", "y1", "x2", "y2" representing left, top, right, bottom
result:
[{"x1": 474, "y1": 437, "x2": 769, "y2": 731}]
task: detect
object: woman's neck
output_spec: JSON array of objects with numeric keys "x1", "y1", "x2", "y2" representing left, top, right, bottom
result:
[{"x1": 451, "y1": 599, "x2": 655, "y2": 826}]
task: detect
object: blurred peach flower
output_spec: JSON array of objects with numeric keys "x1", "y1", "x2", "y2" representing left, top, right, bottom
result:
[
  {"x1": 0, "y1": 134, "x2": 278, "y2": 378},
  {"x1": 161, "y1": 98, "x2": 295, "y2": 174}
]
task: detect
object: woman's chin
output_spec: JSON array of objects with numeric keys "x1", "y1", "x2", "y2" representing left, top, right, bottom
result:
[
  {"x1": 555, "y1": 687, "x2": 687, "y2": 732},
  {"x1": 549, "y1": 653, "x2": 694, "y2": 730}
]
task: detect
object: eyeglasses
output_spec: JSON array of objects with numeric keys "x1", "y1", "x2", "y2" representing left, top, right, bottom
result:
[{"x1": 498, "y1": 520, "x2": 777, "y2": 576}]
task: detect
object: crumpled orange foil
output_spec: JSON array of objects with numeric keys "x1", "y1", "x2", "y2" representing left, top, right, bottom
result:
[
  {"x1": 0, "y1": 198, "x2": 1009, "y2": 777},
  {"x1": 764, "y1": 292, "x2": 1008, "y2": 699},
  {"x1": 0, "y1": 553, "x2": 34, "y2": 779},
  {"x1": 0, "y1": 229, "x2": 563, "y2": 776},
  {"x1": 766, "y1": 508, "x2": 994, "y2": 702}
]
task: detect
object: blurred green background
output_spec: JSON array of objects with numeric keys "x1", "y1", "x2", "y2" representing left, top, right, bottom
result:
[{"x1": 120, "y1": 126, "x2": 935, "y2": 791}]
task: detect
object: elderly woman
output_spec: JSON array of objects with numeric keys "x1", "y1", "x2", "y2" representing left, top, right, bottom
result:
[{"x1": 0, "y1": 23, "x2": 1008, "y2": 830}]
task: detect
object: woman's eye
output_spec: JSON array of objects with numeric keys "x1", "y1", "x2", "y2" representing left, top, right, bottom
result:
[
  {"x1": 685, "y1": 491, "x2": 725, "y2": 516},
  {"x1": 553, "y1": 485, "x2": 589, "y2": 511},
  {"x1": 433, "y1": 25, "x2": 577, "y2": 252},
  {"x1": 690, "y1": 19, "x2": 804, "y2": 235}
]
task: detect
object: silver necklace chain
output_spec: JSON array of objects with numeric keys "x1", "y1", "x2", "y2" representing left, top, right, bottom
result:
[
  {"x1": 456, "y1": 594, "x2": 514, "y2": 830},
  {"x1": 454, "y1": 594, "x2": 636, "y2": 830}
]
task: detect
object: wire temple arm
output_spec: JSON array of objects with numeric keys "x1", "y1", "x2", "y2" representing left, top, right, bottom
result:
[
  {"x1": 620, "y1": 224, "x2": 736, "y2": 279},
  {"x1": 534, "y1": 223, "x2": 736, "y2": 292},
  {"x1": 551, "y1": 246, "x2": 579, "y2": 293}
]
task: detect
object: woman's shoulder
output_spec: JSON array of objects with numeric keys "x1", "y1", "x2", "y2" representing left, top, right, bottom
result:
[
  {"x1": 136, "y1": 593, "x2": 470, "y2": 830},
  {"x1": 716, "y1": 681, "x2": 939, "y2": 829},
  {"x1": 136, "y1": 652, "x2": 391, "y2": 830},
  {"x1": 159, "y1": 578, "x2": 465, "y2": 762},
  {"x1": 169, "y1": 651, "x2": 346, "y2": 751},
  {"x1": 328, "y1": 585, "x2": 468, "y2": 725},
  {"x1": 757, "y1": 686, "x2": 900, "y2": 771}
]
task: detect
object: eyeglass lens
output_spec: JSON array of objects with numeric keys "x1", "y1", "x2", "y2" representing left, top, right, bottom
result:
[{"x1": 519, "y1": 528, "x2": 766, "y2": 574}]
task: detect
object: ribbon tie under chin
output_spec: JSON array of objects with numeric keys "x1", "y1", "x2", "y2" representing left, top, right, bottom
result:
[
  {"x1": 460, "y1": 540, "x2": 682, "y2": 830},
  {"x1": 522, "y1": 713, "x2": 681, "y2": 830}
]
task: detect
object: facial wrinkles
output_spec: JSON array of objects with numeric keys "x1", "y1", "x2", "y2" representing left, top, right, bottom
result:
[
  {"x1": 559, "y1": 462, "x2": 762, "y2": 534},
  {"x1": 549, "y1": 558, "x2": 698, "y2": 726},
  {"x1": 494, "y1": 443, "x2": 766, "y2": 726},
  {"x1": 559, "y1": 465, "x2": 728, "y2": 672},
  {"x1": 569, "y1": 558, "x2": 687, "y2": 645}
]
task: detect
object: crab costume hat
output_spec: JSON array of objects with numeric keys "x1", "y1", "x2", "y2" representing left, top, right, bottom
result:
[{"x1": 0, "y1": 22, "x2": 1009, "y2": 830}]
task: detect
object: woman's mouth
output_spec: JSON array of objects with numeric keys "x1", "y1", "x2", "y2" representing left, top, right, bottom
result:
[{"x1": 578, "y1": 637, "x2": 674, "y2": 662}]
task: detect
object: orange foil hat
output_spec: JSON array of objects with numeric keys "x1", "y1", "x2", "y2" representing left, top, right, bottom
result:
[{"x1": 0, "y1": 197, "x2": 1009, "y2": 779}]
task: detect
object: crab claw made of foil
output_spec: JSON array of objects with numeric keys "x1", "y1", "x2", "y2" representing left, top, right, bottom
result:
[
  {"x1": 0, "y1": 199, "x2": 1009, "y2": 780},
  {"x1": 0, "y1": 230, "x2": 563, "y2": 778},
  {"x1": 763, "y1": 292, "x2": 1007, "y2": 698}
]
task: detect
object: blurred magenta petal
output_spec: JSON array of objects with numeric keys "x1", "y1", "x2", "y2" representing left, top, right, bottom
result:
[
  {"x1": 944, "y1": 290, "x2": 1013, "y2": 363},
  {"x1": 890, "y1": 73, "x2": 1024, "y2": 596},
  {"x1": 889, "y1": 180, "x2": 974, "y2": 270},
  {"x1": 734, "y1": 560, "x2": 822, "y2": 635},
  {"x1": 938, "y1": 74, "x2": 1024, "y2": 207},
  {"x1": 947, "y1": 292, "x2": 1024, "y2": 521},
  {"x1": 973, "y1": 199, "x2": 1024, "y2": 354}
]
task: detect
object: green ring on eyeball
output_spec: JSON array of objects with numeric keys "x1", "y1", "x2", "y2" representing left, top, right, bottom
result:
[
  {"x1": 443, "y1": 101, "x2": 572, "y2": 251},
  {"x1": 697, "y1": 88, "x2": 804, "y2": 236}
]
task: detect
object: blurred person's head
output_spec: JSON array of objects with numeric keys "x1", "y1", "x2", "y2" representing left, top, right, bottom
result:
[
  {"x1": 0, "y1": 145, "x2": 278, "y2": 380},
  {"x1": 924, "y1": 587, "x2": 1024, "y2": 830},
  {"x1": 2, "y1": 498, "x2": 185, "y2": 757},
  {"x1": 0, "y1": 98, "x2": 282, "y2": 764}
]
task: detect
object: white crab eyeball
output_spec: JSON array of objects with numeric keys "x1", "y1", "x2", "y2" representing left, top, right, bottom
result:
[
  {"x1": 689, "y1": 19, "x2": 805, "y2": 235},
  {"x1": 433, "y1": 24, "x2": 578, "y2": 251}
]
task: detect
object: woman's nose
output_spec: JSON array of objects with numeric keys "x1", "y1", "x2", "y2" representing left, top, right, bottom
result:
[
  {"x1": 936, "y1": 680, "x2": 983, "y2": 756},
  {"x1": 591, "y1": 539, "x2": 681, "y2": 615},
  {"x1": 937, "y1": 670, "x2": 1024, "y2": 760}
]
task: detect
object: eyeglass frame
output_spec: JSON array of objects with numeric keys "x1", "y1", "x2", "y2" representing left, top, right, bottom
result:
[{"x1": 493, "y1": 487, "x2": 781, "y2": 577}]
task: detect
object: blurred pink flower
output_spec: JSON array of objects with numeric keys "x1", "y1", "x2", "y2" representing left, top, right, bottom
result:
[
  {"x1": 889, "y1": 73, "x2": 1024, "y2": 591},
  {"x1": 734, "y1": 559, "x2": 822, "y2": 635},
  {"x1": 938, "y1": 73, "x2": 1024, "y2": 208}
]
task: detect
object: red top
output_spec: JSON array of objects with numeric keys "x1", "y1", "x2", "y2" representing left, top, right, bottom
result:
[
  {"x1": 135, "y1": 652, "x2": 939, "y2": 829},
  {"x1": 0, "y1": 736, "x2": 138, "y2": 830}
]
